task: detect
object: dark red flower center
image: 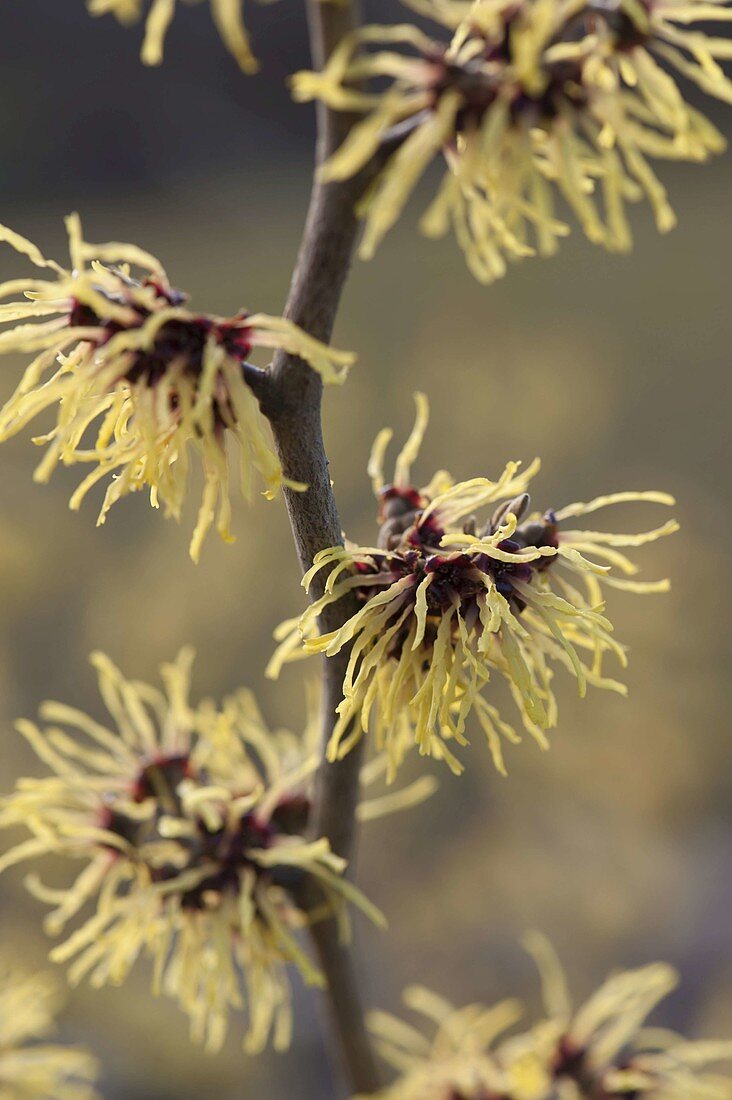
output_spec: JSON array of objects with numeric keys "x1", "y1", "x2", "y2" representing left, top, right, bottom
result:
[
  {"x1": 426, "y1": 0, "x2": 651, "y2": 131},
  {"x1": 68, "y1": 283, "x2": 253, "y2": 394},
  {"x1": 98, "y1": 752, "x2": 311, "y2": 907},
  {"x1": 553, "y1": 1036, "x2": 645, "y2": 1099},
  {"x1": 131, "y1": 753, "x2": 191, "y2": 804}
]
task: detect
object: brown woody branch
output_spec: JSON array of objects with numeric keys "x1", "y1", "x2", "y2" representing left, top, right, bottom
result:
[{"x1": 251, "y1": 0, "x2": 384, "y2": 1094}]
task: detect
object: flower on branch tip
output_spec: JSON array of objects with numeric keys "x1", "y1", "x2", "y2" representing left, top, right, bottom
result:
[
  {"x1": 268, "y1": 392, "x2": 678, "y2": 779},
  {"x1": 87, "y1": 0, "x2": 260, "y2": 74},
  {"x1": 359, "y1": 935, "x2": 732, "y2": 1098},
  {"x1": 0, "y1": 651, "x2": 431, "y2": 1054},
  {"x1": 0, "y1": 217, "x2": 354, "y2": 561},
  {"x1": 292, "y1": 0, "x2": 732, "y2": 282},
  {"x1": 0, "y1": 963, "x2": 99, "y2": 1100}
]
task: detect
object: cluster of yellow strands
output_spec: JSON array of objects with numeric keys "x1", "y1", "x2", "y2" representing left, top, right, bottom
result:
[
  {"x1": 359, "y1": 934, "x2": 732, "y2": 1099},
  {"x1": 269, "y1": 394, "x2": 678, "y2": 779},
  {"x1": 293, "y1": 0, "x2": 732, "y2": 282},
  {"x1": 0, "y1": 217, "x2": 353, "y2": 560},
  {"x1": 0, "y1": 650, "x2": 438, "y2": 1053}
]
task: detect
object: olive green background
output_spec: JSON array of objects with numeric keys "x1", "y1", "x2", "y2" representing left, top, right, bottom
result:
[{"x1": 0, "y1": 4, "x2": 729, "y2": 1098}]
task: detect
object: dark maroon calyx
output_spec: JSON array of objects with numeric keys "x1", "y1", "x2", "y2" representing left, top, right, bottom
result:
[
  {"x1": 585, "y1": 0, "x2": 650, "y2": 49},
  {"x1": 507, "y1": 54, "x2": 587, "y2": 127},
  {"x1": 69, "y1": 300, "x2": 105, "y2": 329},
  {"x1": 485, "y1": 493, "x2": 531, "y2": 536},
  {"x1": 513, "y1": 509, "x2": 559, "y2": 573},
  {"x1": 269, "y1": 794, "x2": 311, "y2": 836},
  {"x1": 377, "y1": 484, "x2": 427, "y2": 550},
  {"x1": 553, "y1": 1035, "x2": 589, "y2": 1080},
  {"x1": 513, "y1": 509, "x2": 558, "y2": 548},
  {"x1": 440, "y1": 56, "x2": 500, "y2": 126},
  {"x1": 553, "y1": 1037, "x2": 646, "y2": 1099},
  {"x1": 352, "y1": 552, "x2": 408, "y2": 602},
  {"x1": 69, "y1": 292, "x2": 145, "y2": 357},
  {"x1": 98, "y1": 804, "x2": 141, "y2": 849},
  {"x1": 132, "y1": 753, "x2": 191, "y2": 805},
  {"x1": 215, "y1": 313, "x2": 253, "y2": 361},
  {"x1": 143, "y1": 278, "x2": 188, "y2": 307},
  {"x1": 433, "y1": 25, "x2": 585, "y2": 128},
  {"x1": 378, "y1": 484, "x2": 424, "y2": 521},
  {"x1": 354, "y1": 558, "x2": 384, "y2": 578},
  {"x1": 178, "y1": 811, "x2": 274, "y2": 910},
  {"x1": 419, "y1": 39, "x2": 501, "y2": 128},
  {"x1": 494, "y1": 538, "x2": 535, "y2": 582},
  {"x1": 68, "y1": 273, "x2": 180, "y2": 332},
  {"x1": 470, "y1": 540, "x2": 534, "y2": 611},
  {"x1": 425, "y1": 553, "x2": 485, "y2": 610},
  {"x1": 125, "y1": 316, "x2": 213, "y2": 386},
  {"x1": 409, "y1": 511, "x2": 445, "y2": 551},
  {"x1": 68, "y1": 282, "x2": 251, "y2": 395},
  {"x1": 424, "y1": 0, "x2": 649, "y2": 133}
]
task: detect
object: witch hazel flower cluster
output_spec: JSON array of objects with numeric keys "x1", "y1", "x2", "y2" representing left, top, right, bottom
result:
[
  {"x1": 0, "y1": 0, "x2": 727, "y2": 1091},
  {"x1": 359, "y1": 935, "x2": 732, "y2": 1100},
  {"x1": 293, "y1": 0, "x2": 732, "y2": 282},
  {"x1": 0, "y1": 651, "x2": 434, "y2": 1054},
  {"x1": 269, "y1": 394, "x2": 677, "y2": 778},
  {"x1": 0, "y1": 963, "x2": 99, "y2": 1100},
  {"x1": 0, "y1": 217, "x2": 353, "y2": 560}
]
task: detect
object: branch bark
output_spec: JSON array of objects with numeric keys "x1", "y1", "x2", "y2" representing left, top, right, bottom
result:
[{"x1": 260, "y1": 0, "x2": 381, "y2": 1094}]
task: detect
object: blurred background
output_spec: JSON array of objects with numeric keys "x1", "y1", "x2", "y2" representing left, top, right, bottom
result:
[{"x1": 0, "y1": 3, "x2": 730, "y2": 1097}]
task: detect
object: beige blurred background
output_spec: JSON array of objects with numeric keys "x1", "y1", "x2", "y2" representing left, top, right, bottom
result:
[{"x1": 0, "y1": 4, "x2": 730, "y2": 1098}]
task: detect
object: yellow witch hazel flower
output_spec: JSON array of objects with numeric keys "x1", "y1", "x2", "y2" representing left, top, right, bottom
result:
[
  {"x1": 360, "y1": 984, "x2": 523, "y2": 1099},
  {"x1": 269, "y1": 393, "x2": 678, "y2": 779},
  {"x1": 87, "y1": 0, "x2": 260, "y2": 73},
  {"x1": 360, "y1": 935, "x2": 732, "y2": 1099},
  {"x1": 0, "y1": 217, "x2": 353, "y2": 561},
  {"x1": 498, "y1": 933, "x2": 732, "y2": 1100},
  {"x1": 0, "y1": 964, "x2": 99, "y2": 1100},
  {"x1": 292, "y1": 0, "x2": 732, "y2": 282},
  {"x1": 0, "y1": 651, "x2": 433, "y2": 1054}
]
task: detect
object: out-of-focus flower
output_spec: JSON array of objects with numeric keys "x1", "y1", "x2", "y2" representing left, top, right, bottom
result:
[
  {"x1": 361, "y1": 983, "x2": 522, "y2": 1099},
  {"x1": 87, "y1": 0, "x2": 259, "y2": 73},
  {"x1": 0, "y1": 652, "x2": 430, "y2": 1054},
  {"x1": 0, "y1": 218, "x2": 353, "y2": 560},
  {"x1": 292, "y1": 0, "x2": 732, "y2": 282},
  {"x1": 0, "y1": 963, "x2": 99, "y2": 1100},
  {"x1": 359, "y1": 935, "x2": 732, "y2": 1099},
  {"x1": 269, "y1": 393, "x2": 677, "y2": 779},
  {"x1": 504, "y1": 933, "x2": 732, "y2": 1100}
]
